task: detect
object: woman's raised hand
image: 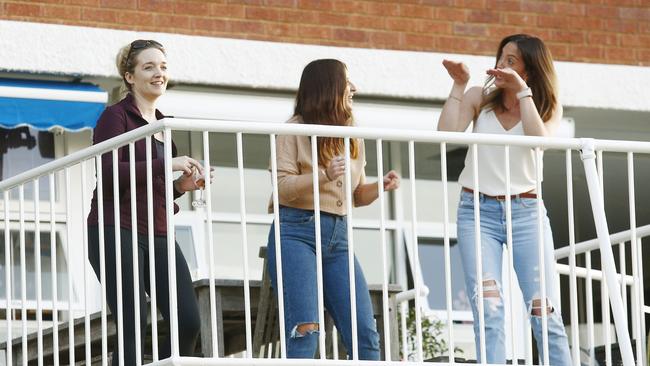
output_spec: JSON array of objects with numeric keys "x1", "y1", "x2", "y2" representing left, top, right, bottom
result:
[
  {"x1": 325, "y1": 156, "x2": 345, "y2": 181},
  {"x1": 382, "y1": 170, "x2": 400, "y2": 191},
  {"x1": 442, "y1": 59, "x2": 470, "y2": 85},
  {"x1": 172, "y1": 156, "x2": 204, "y2": 176},
  {"x1": 486, "y1": 67, "x2": 528, "y2": 92}
]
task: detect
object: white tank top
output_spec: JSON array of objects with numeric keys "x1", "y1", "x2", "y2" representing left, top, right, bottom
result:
[{"x1": 457, "y1": 109, "x2": 539, "y2": 196}]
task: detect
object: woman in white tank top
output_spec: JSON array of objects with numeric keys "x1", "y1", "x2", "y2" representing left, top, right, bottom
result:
[{"x1": 438, "y1": 34, "x2": 572, "y2": 365}]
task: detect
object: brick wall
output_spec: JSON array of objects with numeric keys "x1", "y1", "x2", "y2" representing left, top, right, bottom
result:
[{"x1": 2, "y1": 0, "x2": 649, "y2": 66}]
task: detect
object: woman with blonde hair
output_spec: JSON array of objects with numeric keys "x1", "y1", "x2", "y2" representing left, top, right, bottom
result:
[
  {"x1": 266, "y1": 59, "x2": 400, "y2": 359},
  {"x1": 438, "y1": 34, "x2": 572, "y2": 364},
  {"x1": 87, "y1": 40, "x2": 202, "y2": 364}
]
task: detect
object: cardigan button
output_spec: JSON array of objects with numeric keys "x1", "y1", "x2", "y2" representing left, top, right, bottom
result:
[
  {"x1": 336, "y1": 200, "x2": 343, "y2": 207},
  {"x1": 336, "y1": 180, "x2": 343, "y2": 187}
]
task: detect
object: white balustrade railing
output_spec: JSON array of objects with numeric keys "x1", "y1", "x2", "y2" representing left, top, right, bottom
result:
[{"x1": 0, "y1": 118, "x2": 646, "y2": 366}]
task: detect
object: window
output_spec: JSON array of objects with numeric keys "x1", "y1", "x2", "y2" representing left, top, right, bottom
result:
[
  {"x1": 0, "y1": 230, "x2": 70, "y2": 303},
  {"x1": 0, "y1": 127, "x2": 57, "y2": 201}
]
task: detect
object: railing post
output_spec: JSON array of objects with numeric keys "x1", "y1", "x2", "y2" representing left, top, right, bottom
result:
[{"x1": 580, "y1": 138, "x2": 635, "y2": 366}]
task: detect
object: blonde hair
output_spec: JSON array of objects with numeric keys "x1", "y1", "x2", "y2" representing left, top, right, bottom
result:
[
  {"x1": 480, "y1": 34, "x2": 558, "y2": 122},
  {"x1": 115, "y1": 40, "x2": 166, "y2": 95}
]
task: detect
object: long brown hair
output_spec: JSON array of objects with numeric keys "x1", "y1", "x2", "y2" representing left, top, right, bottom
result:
[
  {"x1": 480, "y1": 34, "x2": 558, "y2": 122},
  {"x1": 294, "y1": 59, "x2": 359, "y2": 167}
]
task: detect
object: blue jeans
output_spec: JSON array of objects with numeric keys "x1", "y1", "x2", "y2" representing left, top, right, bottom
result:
[
  {"x1": 267, "y1": 206, "x2": 381, "y2": 360},
  {"x1": 457, "y1": 191, "x2": 572, "y2": 365}
]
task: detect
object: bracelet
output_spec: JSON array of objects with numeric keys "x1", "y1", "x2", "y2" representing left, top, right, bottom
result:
[
  {"x1": 516, "y1": 87, "x2": 532, "y2": 100},
  {"x1": 448, "y1": 95, "x2": 462, "y2": 102}
]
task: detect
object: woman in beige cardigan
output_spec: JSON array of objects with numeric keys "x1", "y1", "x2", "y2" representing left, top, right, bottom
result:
[{"x1": 266, "y1": 59, "x2": 400, "y2": 359}]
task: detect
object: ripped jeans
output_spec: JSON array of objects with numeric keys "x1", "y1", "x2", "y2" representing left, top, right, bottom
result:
[
  {"x1": 457, "y1": 190, "x2": 572, "y2": 365},
  {"x1": 267, "y1": 206, "x2": 381, "y2": 360}
]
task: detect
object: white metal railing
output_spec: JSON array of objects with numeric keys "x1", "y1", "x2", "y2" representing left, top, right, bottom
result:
[{"x1": 0, "y1": 118, "x2": 646, "y2": 366}]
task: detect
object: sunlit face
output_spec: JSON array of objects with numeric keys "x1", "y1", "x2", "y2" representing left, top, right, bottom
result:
[
  {"x1": 495, "y1": 41, "x2": 528, "y2": 88},
  {"x1": 125, "y1": 48, "x2": 168, "y2": 100},
  {"x1": 343, "y1": 71, "x2": 356, "y2": 110}
]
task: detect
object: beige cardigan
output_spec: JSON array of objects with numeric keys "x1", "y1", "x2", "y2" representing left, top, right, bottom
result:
[{"x1": 267, "y1": 118, "x2": 366, "y2": 216}]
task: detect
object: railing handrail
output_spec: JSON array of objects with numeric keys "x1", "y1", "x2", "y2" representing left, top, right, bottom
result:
[
  {"x1": 555, "y1": 223, "x2": 650, "y2": 259},
  {"x1": 6, "y1": 117, "x2": 650, "y2": 192},
  {"x1": 6, "y1": 118, "x2": 650, "y2": 192}
]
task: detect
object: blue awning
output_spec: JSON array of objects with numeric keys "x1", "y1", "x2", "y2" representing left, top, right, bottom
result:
[{"x1": 0, "y1": 78, "x2": 107, "y2": 131}]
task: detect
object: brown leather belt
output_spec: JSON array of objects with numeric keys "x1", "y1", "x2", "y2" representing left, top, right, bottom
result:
[{"x1": 462, "y1": 187, "x2": 537, "y2": 201}]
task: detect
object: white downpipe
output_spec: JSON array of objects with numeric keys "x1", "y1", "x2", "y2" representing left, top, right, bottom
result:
[
  {"x1": 112, "y1": 149, "x2": 124, "y2": 366},
  {"x1": 65, "y1": 168, "x2": 75, "y2": 365},
  {"x1": 33, "y1": 179, "x2": 43, "y2": 366},
  {"x1": 82, "y1": 161, "x2": 92, "y2": 366},
  {"x1": 580, "y1": 139, "x2": 635, "y2": 366},
  {"x1": 128, "y1": 143, "x2": 142, "y2": 366},
  {"x1": 596, "y1": 150, "x2": 612, "y2": 366},
  {"x1": 49, "y1": 173, "x2": 60, "y2": 366},
  {"x1": 535, "y1": 148, "x2": 549, "y2": 365},
  {"x1": 471, "y1": 144, "x2": 486, "y2": 363},
  {"x1": 627, "y1": 152, "x2": 643, "y2": 366},
  {"x1": 407, "y1": 141, "x2": 423, "y2": 362},
  {"x1": 4, "y1": 190, "x2": 12, "y2": 366},
  {"x1": 19, "y1": 185, "x2": 27, "y2": 366},
  {"x1": 504, "y1": 146, "x2": 517, "y2": 365}
]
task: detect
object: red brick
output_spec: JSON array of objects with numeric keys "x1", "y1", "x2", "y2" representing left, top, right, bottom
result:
[
  {"x1": 569, "y1": 17, "x2": 602, "y2": 30},
  {"x1": 297, "y1": 24, "x2": 332, "y2": 38},
  {"x1": 246, "y1": 6, "x2": 282, "y2": 21},
  {"x1": 349, "y1": 14, "x2": 385, "y2": 30},
  {"x1": 298, "y1": 0, "x2": 333, "y2": 10},
  {"x1": 385, "y1": 17, "x2": 419, "y2": 32},
  {"x1": 546, "y1": 43, "x2": 570, "y2": 59},
  {"x1": 230, "y1": 19, "x2": 265, "y2": 34},
  {"x1": 521, "y1": 1, "x2": 553, "y2": 13},
  {"x1": 333, "y1": 28, "x2": 368, "y2": 42},
  {"x1": 439, "y1": 36, "x2": 494, "y2": 53},
  {"x1": 554, "y1": 3, "x2": 586, "y2": 16},
  {"x1": 138, "y1": 0, "x2": 175, "y2": 13},
  {"x1": 192, "y1": 17, "x2": 229, "y2": 32},
  {"x1": 211, "y1": 4, "x2": 245, "y2": 18},
  {"x1": 549, "y1": 30, "x2": 585, "y2": 43},
  {"x1": 586, "y1": 5, "x2": 620, "y2": 18},
  {"x1": 100, "y1": 0, "x2": 136, "y2": 9},
  {"x1": 487, "y1": 25, "x2": 520, "y2": 38},
  {"x1": 588, "y1": 32, "x2": 619, "y2": 46},
  {"x1": 155, "y1": 13, "x2": 191, "y2": 29},
  {"x1": 422, "y1": 0, "x2": 453, "y2": 6},
  {"x1": 504, "y1": 13, "x2": 536, "y2": 26},
  {"x1": 278, "y1": 9, "x2": 317, "y2": 22},
  {"x1": 538, "y1": 14, "x2": 571, "y2": 29},
  {"x1": 266, "y1": 22, "x2": 296, "y2": 37},
  {"x1": 420, "y1": 20, "x2": 452, "y2": 34},
  {"x1": 265, "y1": 0, "x2": 297, "y2": 7},
  {"x1": 619, "y1": 7, "x2": 650, "y2": 20},
  {"x1": 604, "y1": 19, "x2": 637, "y2": 33},
  {"x1": 64, "y1": 0, "x2": 99, "y2": 5},
  {"x1": 638, "y1": 49, "x2": 650, "y2": 65},
  {"x1": 6, "y1": 3, "x2": 42, "y2": 17},
  {"x1": 229, "y1": 0, "x2": 262, "y2": 4},
  {"x1": 604, "y1": 46, "x2": 637, "y2": 62},
  {"x1": 399, "y1": 4, "x2": 435, "y2": 18},
  {"x1": 467, "y1": 9, "x2": 500, "y2": 23},
  {"x1": 640, "y1": 22, "x2": 650, "y2": 34},
  {"x1": 82, "y1": 7, "x2": 118, "y2": 23},
  {"x1": 333, "y1": 0, "x2": 365, "y2": 13},
  {"x1": 621, "y1": 34, "x2": 650, "y2": 47},
  {"x1": 404, "y1": 33, "x2": 436, "y2": 49},
  {"x1": 366, "y1": 2, "x2": 399, "y2": 16},
  {"x1": 453, "y1": 23, "x2": 487, "y2": 36},
  {"x1": 570, "y1": 45, "x2": 603, "y2": 60},
  {"x1": 174, "y1": 1, "x2": 211, "y2": 15},
  {"x1": 117, "y1": 10, "x2": 154, "y2": 26},
  {"x1": 436, "y1": 7, "x2": 466, "y2": 22},
  {"x1": 42, "y1": 4, "x2": 81, "y2": 20},
  {"x1": 605, "y1": 0, "x2": 636, "y2": 5},
  {"x1": 454, "y1": 0, "x2": 486, "y2": 9},
  {"x1": 317, "y1": 11, "x2": 349, "y2": 26},
  {"x1": 486, "y1": 0, "x2": 521, "y2": 11},
  {"x1": 369, "y1": 31, "x2": 402, "y2": 47}
]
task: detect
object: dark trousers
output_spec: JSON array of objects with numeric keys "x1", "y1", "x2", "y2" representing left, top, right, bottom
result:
[{"x1": 88, "y1": 225, "x2": 201, "y2": 365}]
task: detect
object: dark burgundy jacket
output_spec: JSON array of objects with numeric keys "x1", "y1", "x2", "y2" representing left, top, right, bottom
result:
[{"x1": 87, "y1": 93, "x2": 183, "y2": 236}]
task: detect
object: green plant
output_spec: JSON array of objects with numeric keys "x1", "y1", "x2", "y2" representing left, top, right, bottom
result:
[{"x1": 399, "y1": 306, "x2": 463, "y2": 361}]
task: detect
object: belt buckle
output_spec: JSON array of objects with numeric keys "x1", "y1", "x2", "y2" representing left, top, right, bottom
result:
[{"x1": 495, "y1": 195, "x2": 507, "y2": 202}]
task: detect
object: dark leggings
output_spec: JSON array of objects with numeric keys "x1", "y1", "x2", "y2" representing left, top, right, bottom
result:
[{"x1": 88, "y1": 225, "x2": 201, "y2": 364}]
